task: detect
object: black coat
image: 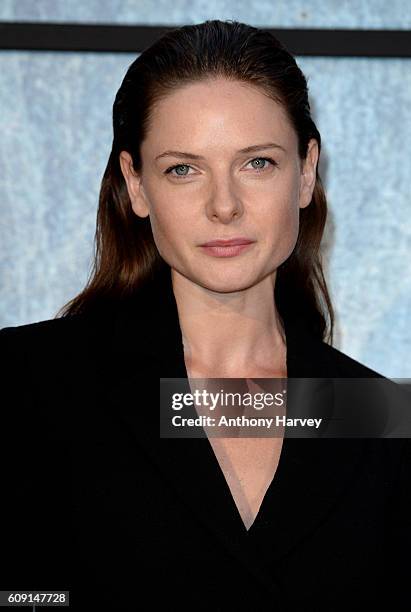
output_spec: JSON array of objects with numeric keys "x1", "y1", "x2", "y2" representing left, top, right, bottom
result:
[{"x1": 1, "y1": 267, "x2": 410, "y2": 611}]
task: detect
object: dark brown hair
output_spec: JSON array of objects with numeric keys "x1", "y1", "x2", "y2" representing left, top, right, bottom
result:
[{"x1": 57, "y1": 19, "x2": 334, "y2": 344}]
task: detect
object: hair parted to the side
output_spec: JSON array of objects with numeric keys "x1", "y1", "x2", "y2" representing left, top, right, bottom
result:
[{"x1": 57, "y1": 19, "x2": 334, "y2": 344}]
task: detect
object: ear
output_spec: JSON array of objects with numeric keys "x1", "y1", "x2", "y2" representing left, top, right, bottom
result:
[
  {"x1": 119, "y1": 151, "x2": 150, "y2": 218},
  {"x1": 299, "y1": 138, "x2": 319, "y2": 209}
]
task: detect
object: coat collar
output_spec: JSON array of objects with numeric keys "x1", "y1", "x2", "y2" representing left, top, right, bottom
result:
[{"x1": 104, "y1": 264, "x2": 365, "y2": 603}]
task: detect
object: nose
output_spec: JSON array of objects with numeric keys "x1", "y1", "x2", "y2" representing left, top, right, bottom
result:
[{"x1": 205, "y1": 174, "x2": 244, "y2": 223}]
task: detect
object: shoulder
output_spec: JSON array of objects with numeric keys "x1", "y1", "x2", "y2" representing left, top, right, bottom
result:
[
  {"x1": 0, "y1": 312, "x2": 117, "y2": 413},
  {"x1": 0, "y1": 318, "x2": 84, "y2": 392},
  {"x1": 318, "y1": 341, "x2": 384, "y2": 378},
  {"x1": 0, "y1": 315, "x2": 94, "y2": 356},
  {"x1": 288, "y1": 317, "x2": 384, "y2": 378},
  {"x1": 1, "y1": 315, "x2": 81, "y2": 342},
  {"x1": 0, "y1": 310, "x2": 115, "y2": 375}
]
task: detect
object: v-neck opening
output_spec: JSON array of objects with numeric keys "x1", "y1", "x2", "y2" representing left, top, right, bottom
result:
[{"x1": 199, "y1": 428, "x2": 290, "y2": 538}]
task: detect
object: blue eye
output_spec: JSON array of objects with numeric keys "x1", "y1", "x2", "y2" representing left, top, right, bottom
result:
[
  {"x1": 165, "y1": 164, "x2": 192, "y2": 178},
  {"x1": 164, "y1": 157, "x2": 277, "y2": 179},
  {"x1": 248, "y1": 157, "x2": 277, "y2": 171}
]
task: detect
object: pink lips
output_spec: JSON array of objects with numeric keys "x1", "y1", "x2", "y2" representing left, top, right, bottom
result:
[
  {"x1": 199, "y1": 238, "x2": 255, "y2": 258},
  {"x1": 201, "y1": 237, "x2": 254, "y2": 247}
]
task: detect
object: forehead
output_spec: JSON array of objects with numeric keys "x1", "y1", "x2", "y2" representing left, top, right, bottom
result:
[{"x1": 142, "y1": 78, "x2": 297, "y2": 154}]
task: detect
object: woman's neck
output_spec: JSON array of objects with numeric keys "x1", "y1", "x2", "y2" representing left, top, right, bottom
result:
[{"x1": 171, "y1": 269, "x2": 286, "y2": 377}]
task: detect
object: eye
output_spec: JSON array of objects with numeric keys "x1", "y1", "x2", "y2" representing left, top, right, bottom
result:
[
  {"x1": 246, "y1": 157, "x2": 278, "y2": 173},
  {"x1": 164, "y1": 164, "x2": 195, "y2": 179}
]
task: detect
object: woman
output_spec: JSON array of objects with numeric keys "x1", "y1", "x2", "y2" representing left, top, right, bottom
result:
[{"x1": 1, "y1": 19, "x2": 409, "y2": 611}]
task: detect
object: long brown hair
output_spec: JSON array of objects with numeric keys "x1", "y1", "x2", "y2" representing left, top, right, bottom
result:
[{"x1": 57, "y1": 19, "x2": 334, "y2": 344}]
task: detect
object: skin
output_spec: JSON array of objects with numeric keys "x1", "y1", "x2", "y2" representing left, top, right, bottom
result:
[{"x1": 119, "y1": 76, "x2": 319, "y2": 378}]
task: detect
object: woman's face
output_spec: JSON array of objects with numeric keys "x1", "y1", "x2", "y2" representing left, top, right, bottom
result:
[{"x1": 120, "y1": 77, "x2": 318, "y2": 293}]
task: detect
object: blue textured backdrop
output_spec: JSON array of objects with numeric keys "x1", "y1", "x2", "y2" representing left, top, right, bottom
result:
[{"x1": 1, "y1": 2, "x2": 410, "y2": 378}]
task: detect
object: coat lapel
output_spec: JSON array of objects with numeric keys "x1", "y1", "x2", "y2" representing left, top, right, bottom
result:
[{"x1": 105, "y1": 264, "x2": 365, "y2": 594}]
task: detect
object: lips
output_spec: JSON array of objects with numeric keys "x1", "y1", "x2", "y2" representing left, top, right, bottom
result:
[{"x1": 200, "y1": 238, "x2": 254, "y2": 247}]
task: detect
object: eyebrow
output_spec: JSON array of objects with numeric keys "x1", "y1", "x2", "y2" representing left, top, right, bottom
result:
[{"x1": 155, "y1": 142, "x2": 286, "y2": 161}]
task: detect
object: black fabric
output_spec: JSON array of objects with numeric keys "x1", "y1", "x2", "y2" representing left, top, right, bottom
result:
[{"x1": 0, "y1": 267, "x2": 410, "y2": 611}]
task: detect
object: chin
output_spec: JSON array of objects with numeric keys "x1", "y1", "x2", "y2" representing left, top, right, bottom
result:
[{"x1": 196, "y1": 272, "x2": 262, "y2": 294}]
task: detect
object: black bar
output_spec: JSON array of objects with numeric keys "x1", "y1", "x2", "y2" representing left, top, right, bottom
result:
[{"x1": 0, "y1": 21, "x2": 410, "y2": 57}]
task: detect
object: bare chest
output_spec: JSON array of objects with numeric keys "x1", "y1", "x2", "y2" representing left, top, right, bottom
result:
[{"x1": 209, "y1": 436, "x2": 284, "y2": 530}]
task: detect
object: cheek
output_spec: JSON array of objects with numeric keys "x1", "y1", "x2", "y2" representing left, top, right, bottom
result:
[
  {"x1": 271, "y1": 171, "x2": 301, "y2": 239},
  {"x1": 259, "y1": 188, "x2": 300, "y2": 266},
  {"x1": 147, "y1": 204, "x2": 188, "y2": 259},
  {"x1": 142, "y1": 184, "x2": 170, "y2": 239},
  {"x1": 263, "y1": 192, "x2": 299, "y2": 243},
  {"x1": 279, "y1": 202, "x2": 299, "y2": 237},
  {"x1": 147, "y1": 184, "x2": 199, "y2": 244}
]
